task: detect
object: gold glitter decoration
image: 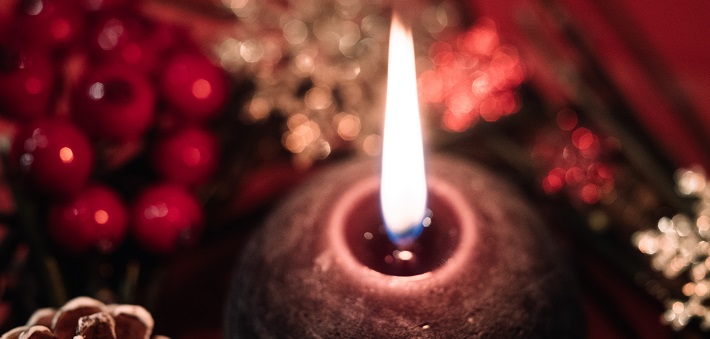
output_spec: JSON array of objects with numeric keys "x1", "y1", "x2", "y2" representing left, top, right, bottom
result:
[
  {"x1": 633, "y1": 167, "x2": 710, "y2": 330},
  {"x1": 214, "y1": 0, "x2": 465, "y2": 166}
]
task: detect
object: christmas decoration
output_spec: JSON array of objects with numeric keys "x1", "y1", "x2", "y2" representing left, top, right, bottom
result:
[
  {"x1": 0, "y1": 1, "x2": 231, "y2": 329},
  {"x1": 1, "y1": 0, "x2": 230, "y2": 257},
  {"x1": 160, "y1": 51, "x2": 228, "y2": 121},
  {"x1": 14, "y1": 0, "x2": 85, "y2": 52},
  {"x1": 48, "y1": 185, "x2": 128, "y2": 254},
  {"x1": 0, "y1": 45, "x2": 55, "y2": 120},
  {"x1": 131, "y1": 184, "x2": 204, "y2": 254},
  {"x1": 86, "y1": 10, "x2": 158, "y2": 69},
  {"x1": 71, "y1": 63, "x2": 156, "y2": 142},
  {"x1": 2, "y1": 296, "x2": 160, "y2": 339},
  {"x1": 216, "y1": 0, "x2": 509, "y2": 166},
  {"x1": 152, "y1": 127, "x2": 219, "y2": 187},
  {"x1": 419, "y1": 18, "x2": 524, "y2": 132},
  {"x1": 634, "y1": 168, "x2": 710, "y2": 330},
  {"x1": 10, "y1": 119, "x2": 94, "y2": 197},
  {"x1": 531, "y1": 109, "x2": 617, "y2": 205}
]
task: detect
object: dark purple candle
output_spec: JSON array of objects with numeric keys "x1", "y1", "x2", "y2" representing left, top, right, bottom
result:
[
  {"x1": 226, "y1": 156, "x2": 583, "y2": 338},
  {"x1": 227, "y1": 9, "x2": 581, "y2": 338}
]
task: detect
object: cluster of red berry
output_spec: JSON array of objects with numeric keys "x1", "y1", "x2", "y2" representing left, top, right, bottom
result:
[
  {"x1": 0, "y1": 0, "x2": 228, "y2": 254},
  {"x1": 531, "y1": 109, "x2": 617, "y2": 205},
  {"x1": 418, "y1": 18, "x2": 524, "y2": 132}
]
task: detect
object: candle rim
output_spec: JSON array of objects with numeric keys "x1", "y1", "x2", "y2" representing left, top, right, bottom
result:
[{"x1": 329, "y1": 174, "x2": 476, "y2": 291}]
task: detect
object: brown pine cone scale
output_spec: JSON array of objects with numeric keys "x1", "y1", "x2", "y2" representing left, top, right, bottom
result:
[{"x1": 1, "y1": 297, "x2": 165, "y2": 339}]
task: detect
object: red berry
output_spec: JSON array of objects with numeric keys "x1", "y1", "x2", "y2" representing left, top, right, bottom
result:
[
  {"x1": 14, "y1": 0, "x2": 85, "y2": 51},
  {"x1": 160, "y1": 52, "x2": 228, "y2": 121},
  {"x1": 153, "y1": 127, "x2": 219, "y2": 187},
  {"x1": 132, "y1": 184, "x2": 204, "y2": 254},
  {"x1": 49, "y1": 185, "x2": 128, "y2": 254},
  {"x1": 0, "y1": 45, "x2": 55, "y2": 120},
  {"x1": 10, "y1": 119, "x2": 94, "y2": 197},
  {"x1": 86, "y1": 12, "x2": 161, "y2": 72},
  {"x1": 86, "y1": 12, "x2": 140, "y2": 56},
  {"x1": 72, "y1": 63, "x2": 155, "y2": 141}
]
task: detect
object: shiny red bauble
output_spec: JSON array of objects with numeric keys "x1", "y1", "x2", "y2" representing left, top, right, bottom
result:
[
  {"x1": 14, "y1": 0, "x2": 85, "y2": 51},
  {"x1": 153, "y1": 127, "x2": 219, "y2": 187},
  {"x1": 72, "y1": 62, "x2": 155, "y2": 141},
  {"x1": 131, "y1": 184, "x2": 204, "y2": 254},
  {"x1": 10, "y1": 119, "x2": 94, "y2": 197},
  {"x1": 160, "y1": 52, "x2": 228, "y2": 121},
  {"x1": 0, "y1": 45, "x2": 55, "y2": 120},
  {"x1": 49, "y1": 185, "x2": 128, "y2": 254}
]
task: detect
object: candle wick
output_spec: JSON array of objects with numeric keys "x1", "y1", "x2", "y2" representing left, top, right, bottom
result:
[
  {"x1": 384, "y1": 209, "x2": 432, "y2": 247},
  {"x1": 385, "y1": 218, "x2": 425, "y2": 248}
]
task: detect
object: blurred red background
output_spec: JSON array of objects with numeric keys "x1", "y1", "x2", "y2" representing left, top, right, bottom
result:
[{"x1": 471, "y1": 0, "x2": 710, "y2": 170}]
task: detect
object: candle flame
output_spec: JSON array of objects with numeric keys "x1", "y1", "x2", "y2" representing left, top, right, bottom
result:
[{"x1": 380, "y1": 12, "x2": 427, "y2": 247}]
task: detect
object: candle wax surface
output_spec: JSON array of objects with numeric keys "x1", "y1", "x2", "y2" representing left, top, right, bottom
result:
[
  {"x1": 227, "y1": 156, "x2": 583, "y2": 338},
  {"x1": 346, "y1": 189, "x2": 459, "y2": 276}
]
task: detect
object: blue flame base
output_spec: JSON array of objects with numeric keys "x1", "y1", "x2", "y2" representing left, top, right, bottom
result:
[{"x1": 385, "y1": 220, "x2": 424, "y2": 248}]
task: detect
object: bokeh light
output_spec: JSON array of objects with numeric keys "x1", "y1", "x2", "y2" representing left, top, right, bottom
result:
[
  {"x1": 531, "y1": 109, "x2": 617, "y2": 205},
  {"x1": 418, "y1": 18, "x2": 524, "y2": 132}
]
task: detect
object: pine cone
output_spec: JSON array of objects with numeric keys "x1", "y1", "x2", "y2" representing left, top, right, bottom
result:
[{"x1": 1, "y1": 297, "x2": 166, "y2": 339}]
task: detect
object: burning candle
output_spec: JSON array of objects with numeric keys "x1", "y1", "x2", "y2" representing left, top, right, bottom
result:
[
  {"x1": 227, "y1": 10, "x2": 582, "y2": 338},
  {"x1": 380, "y1": 11, "x2": 427, "y2": 248}
]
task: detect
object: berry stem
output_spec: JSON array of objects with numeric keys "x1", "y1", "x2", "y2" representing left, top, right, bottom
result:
[{"x1": 2, "y1": 154, "x2": 68, "y2": 307}]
